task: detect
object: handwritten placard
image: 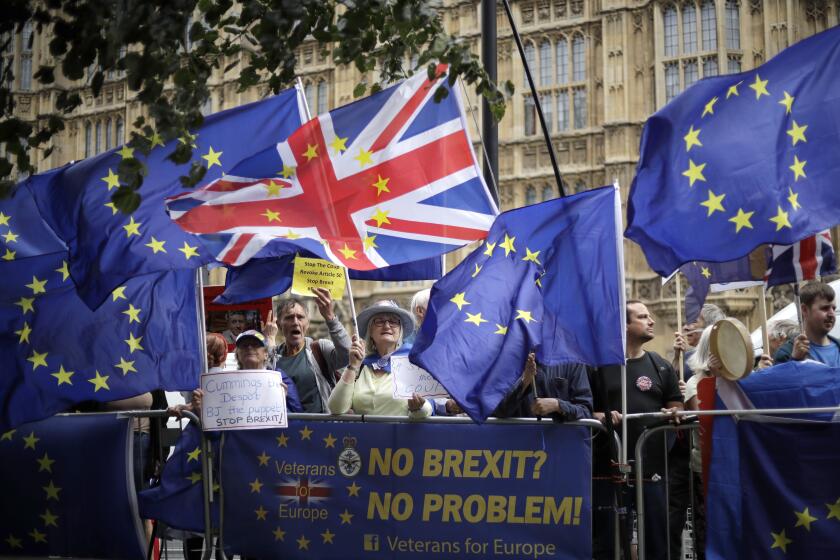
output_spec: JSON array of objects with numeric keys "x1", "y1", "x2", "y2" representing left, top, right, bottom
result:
[
  {"x1": 391, "y1": 355, "x2": 449, "y2": 399},
  {"x1": 291, "y1": 256, "x2": 346, "y2": 300},
  {"x1": 200, "y1": 370, "x2": 288, "y2": 431}
]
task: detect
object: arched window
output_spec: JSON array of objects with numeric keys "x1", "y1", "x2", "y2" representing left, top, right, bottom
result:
[
  {"x1": 556, "y1": 38, "x2": 568, "y2": 84},
  {"x1": 95, "y1": 121, "x2": 102, "y2": 154},
  {"x1": 573, "y1": 88, "x2": 587, "y2": 128},
  {"x1": 84, "y1": 122, "x2": 92, "y2": 158},
  {"x1": 304, "y1": 82, "x2": 314, "y2": 115},
  {"x1": 556, "y1": 91, "x2": 569, "y2": 131},
  {"x1": 542, "y1": 94, "x2": 553, "y2": 133},
  {"x1": 701, "y1": 1, "x2": 717, "y2": 51},
  {"x1": 525, "y1": 185, "x2": 537, "y2": 205},
  {"x1": 703, "y1": 57, "x2": 718, "y2": 77},
  {"x1": 539, "y1": 40, "x2": 551, "y2": 86},
  {"x1": 682, "y1": 6, "x2": 697, "y2": 54},
  {"x1": 663, "y1": 6, "x2": 678, "y2": 56},
  {"x1": 523, "y1": 41, "x2": 536, "y2": 87},
  {"x1": 524, "y1": 95, "x2": 536, "y2": 136},
  {"x1": 542, "y1": 185, "x2": 553, "y2": 201},
  {"x1": 572, "y1": 36, "x2": 585, "y2": 81},
  {"x1": 115, "y1": 117, "x2": 124, "y2": 146},
  {"x1": 684, "y1": 61, "x2": 698, "y2": 88},
  {"x1": 20, "y1": 21, "x2": 33, "y2": 91},
  {"x1": 105, "y1": 118, "x2": 112, "y2": 150},
  {"x1": 200, "y1": 95, "x2": 212, "y2": 116},
  {"x1": 665, "y1": 62, "x2": 680, "y2": 101},
  {"x1": 725, "y1": 1, "x2": 740, "y2": 49},
  {"x1": 317, "y1": 80, "x2": 328, "y2": 114}
]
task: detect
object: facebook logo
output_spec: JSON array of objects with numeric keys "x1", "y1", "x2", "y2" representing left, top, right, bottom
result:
[{"x1": 363, "y1": 534, "x2": 380, "y2": 552}]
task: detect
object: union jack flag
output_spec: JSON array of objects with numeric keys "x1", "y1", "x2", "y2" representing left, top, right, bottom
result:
[
  {"x1": 764, "y1": 230, "x2": 837, "y2": 287},
  {"x1": 275, "y1": 477, "x2": 332, "y2": 506},
  {"x1": 166, "y1": 66, "x2": 498, "y2": 268}
]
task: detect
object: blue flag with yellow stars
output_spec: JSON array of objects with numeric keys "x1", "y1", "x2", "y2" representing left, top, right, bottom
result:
[
  {"x1": 626, "y1": 26, "x2": 840, "y2": 277},
  {"x1": 0, "y1": 183, "x2": 200, "y2": 431},
  {"x1": 410, "y1": 186, "x2": 625, "y2": 422},
  {"x1": 706, "y1": 362, "x2": 840, "y2": 559},
  {"x1": 679, "y1": 253, "x2": 763, "y2": 324},
  {"x1": 0, "y1": 414, "x2": 146, "y2": 559},
  {"x1": 27, "y1": 87, "x2": 305, "y2": 309}
]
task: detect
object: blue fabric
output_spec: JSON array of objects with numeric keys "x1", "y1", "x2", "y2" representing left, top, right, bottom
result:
[
  {"x1": 0, "y1": 185, "x2": 201, "y2": 432},
  {"x1": 279, "y1": 369, "x2": 303, "y2": 413},
  {"x1": 410, "y1": 186, "x2": 624, "y2": 422},
  {"x1": 0, "y1": 415, "x2": 146, "y2": 559},
  {"x1": 806, "y1": 342, "x2": 840, "y2": 368},
  {"x1": 680, "y1": 257, "x2": 760, "y2": 323},
  {"x1": 626, "y1": 26, "x2": 840, "y2": 276},
  {"x1": 26, "y1": 89, "x2": 304, "y2": 308}
]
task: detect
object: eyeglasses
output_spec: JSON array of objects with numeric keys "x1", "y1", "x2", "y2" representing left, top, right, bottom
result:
[{"x1": 372, "y1": 317, "x2": 401, "y2": 328}]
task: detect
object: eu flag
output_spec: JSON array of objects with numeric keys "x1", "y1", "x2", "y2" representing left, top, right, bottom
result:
[
  {"x1": 680, "y1": 253, "x2": 763, "y2": 324},
  {"x1": 0, "y1": 415, "x2": 146, "y2": 559},
  {"x1": 626, "y1": 26, "x2": 840, "y2": 277},
  {"x1": 0, "y1": 183, "x2": 200, "y2": 431},
  {"x1": 27, "y1": 88, "x2": 305, "y2": 308},
  {"x1": 410, "y1": 186, "x2": 625, "y2": 422}
]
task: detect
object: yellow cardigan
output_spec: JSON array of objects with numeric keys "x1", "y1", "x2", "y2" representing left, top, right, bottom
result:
[{"x1": 327, "y1": 365, "x2": 432, "y2": 418}]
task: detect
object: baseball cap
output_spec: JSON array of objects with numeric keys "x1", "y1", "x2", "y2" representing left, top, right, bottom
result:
[{"x1": 235, "y1": 330, "x2": 267, "y2": 347}]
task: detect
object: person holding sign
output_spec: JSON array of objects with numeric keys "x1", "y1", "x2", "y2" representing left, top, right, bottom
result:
[{"x1": 328, "y1": 300, "x2": 432, "y2": 418}]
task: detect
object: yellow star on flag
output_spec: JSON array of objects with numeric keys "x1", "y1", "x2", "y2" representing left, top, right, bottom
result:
[
  {"x1": 321, "y1": 529, "x2": 335, "y2": 544},
  {"x1": 323, "y1": 433, "x2": 337, "y2": 448},
  {"x1": 303, "y1": 144, "x2": 318, "y2": 161},
  {"x1": 202, "y1": 146, "x2": 223, "y2": 168},
  {"x1": 494, "y1": 324, "x2": 508, "y2": 335},
  {"x1": 683, "y1": 125, "x2": 702, "y2": 152},
  {"x1": 682, "y1": 159, "x2": 707, "y2": 187},
  {"x1": 371, "y1": 175, "x2": 390, "y2": 196},
  {"x1": 101, "y1": 168, "x2": 120, "y2": 191},
  {"x1": 250, "y1": 478, "x2": 264, "y2": 493},
  {"x1": 123, "y1": 303, "x2": 142, "y2": 323},
  {"x1": 55, "y1": 260, "x2": 70, "y2": 281},
  {"x1": 297, "y1": 534, "x2": 311, "y2": 550},
  {"x1": 794, "y1": 507, "x2": 818, "y2": 531},
  {"x1": 14, "y1": 322, "x2": 31, "y2": 344},
  {"x1": 770, "y1": 529, "x2": 792, "y2": 553},
  {"x1": 2, "y1": 229, "x2": 18, "y2": 243},
  {"x1": 51, "y1": 365, "x2": 74, "y2": 385},
  {"x1": 2, "y1": 248, "x2": 15, "y2": 261},
  {"x1": 363, "y1": 235, "x2": 377, "y2": 250},
  {"x1": 769, "y1": 206, "x2": 792, "y2": 231},
  {"x1": 726, "y1": 80, "x2": 743, "y2": 99},
  {"x1": 354, "y1": 148, "x2": 373, "y2": 167},
  {"x1": 124, "y1": 332, "x2": 144, "y2": 353},
  {"x1": 338, "y1": 244, "x2": 357, "y2": 260},
  {"x1": 5, "y1": 534, "x2": 22, "y2": 549},
  {"x1": 29, "y1": 528, "x2": 47, "y2": 543},
  {"x1": 702, "y1": 96, "x2": 718, "y2": 117},
  {"x1": 339, "y1": 509, "x2": 354, "y2": 524},
  {"x1": 788, "y1": 187, "x2": 801, "y2": 211},
  {"x1": 786, "y1": 120, "x2": 808, "y2": 146},
  {"x1": 330, "y1": 136, "x2": 348, "y2": 153},
  {"x1": 16, "y1": 296, "x2": 35, "y2": 314},
  {"x1": 347, "y1": 481, "x2": 361, "y2": 497},
  {"x1": 276, "y1": 433, "x2": 289, "y2": 447},
  {"x1": 465, "y1": 312, "x2": 487, "y2": 326},
  {"x1": 500, "y1": 234, "x2": 516, "y2": 256},
  {"x1": 789, "y1": 155, "x2": 807, "y2": 181},
  {"x1": 123, "y1": 216, "x2": 141, "y2": 238},
  {"x1": 700, "y1": 190, "x2": 726, "y2": 217},
  {"x1": 0, "y1": 429, "x2": 14, "y2": 441},
  {"x1": 515, "y1": 309, "x2": 535, "y2": 323},
  {"x1": 23, "y1": 431, "x2": 40, "y2": 449},
  {"x1": 450, "y1": 292, "x2": 470, "y2": 310},
  {"x1": 483, "y1": 241, "x2": 496, "y2": 256},
  {"x1": 28, "y1": 350, "x2": 48, "y2": 370},
  {"x1": 729, "y1": 208, "x2": 754, "y2": 233},
  {"x1": 0, "y1": 211, "x2": 9, "y2": 226},
  {"x1": 749, "y1": 74, "x2": 770, "y2": 99},
  {"x1": 88, "y1": 370, "x2": 110, "y2": 392},
  {"x1": 779, "y1": 91, "x2": 795, "y2": 114},
  {"x1": 273, "y1": 527, "x2": 286, "y2": 541},
  {"x1": 148, "y1": 132, "x2": 165, "y2": 148},
  {"x1": 472, "y1": 263, "x2": 482, "y2": 277},
  {"x1": 37, "y1": 453, "x2": 55, "y2": 472},
  {"x1": 145, "y1": 237, "x2": 167, "y2": 254},
  {"x1": 40, "y1": 509, "x2": 59, "y2": 527},
  {"x1": 264, "y1": 180, "x2": 284, "y2": 197},
  {"x1": 25, "y1": 276, "x2": 47, "y2": 294},
  {"x1": 370, "y1": 208, "x2": 390, "y2": 227},
  {"x1": 281, "y1": 164, "x2": 296, "y2": 178},
  {"x1": 186, "y1": 471, "x2": 202, "y2": 484},
  {"x1": 187, "y1": 447, "x2": 201, "y2": 462},
  {"x1": 257, "y1": 451, "x2": 270, "y2": 466},
  {"x1": 112, "y1": 286, "x2": 127, "y2": 301},
  {"x1": 284, "y1": 230, "x2": 302, "y2": 240},
  {"x1": 179, "y1": 132, "x2": 198, "y2": 148},
  {"x1": 299, "y1": 426, "x2": 313, "y2": 440},
  {"x1": 115, "y1": 357, "x2": 137, "y2": 375},
  {"x1": 826, "y1": 497, "x2": 840, "y2": 520},
  {"x1": 117, "y1": 145, "x2": 134, "y2": 159},
  {"x1": 179, "y1": 241, "x2": 200, "y2": 259},
  {"x1": 523, "y1": 248, "x2": 541, "y2": 265},
  {"x1": 104, "y1": 201, "x2": 119, "y2": 215},
  {"x1": 261, "y1": 209, "x2": 281, "y2": 223},
  {"x1": 43, "y1": 481, "x2": 62, "y2": 500}
]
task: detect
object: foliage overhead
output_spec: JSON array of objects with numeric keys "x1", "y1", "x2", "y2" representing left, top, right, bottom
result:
[{"x1": 0, "y1": 0, "x2": 512, "y2": 209}]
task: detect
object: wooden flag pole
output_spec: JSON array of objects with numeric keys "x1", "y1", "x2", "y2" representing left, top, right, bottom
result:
[
  {"x1": 759, "y1": 284, "x2": 770, "y2": 356},
  {"x1": 675, "y1": 271, "x2": 685, "y2": 382},
  {"x1": 793, "y1": 283, "x2": 804, "y2": 333}
]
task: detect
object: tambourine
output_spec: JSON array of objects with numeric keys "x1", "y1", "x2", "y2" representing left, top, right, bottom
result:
[{"x1": 709, "y1": 317, "x2": 753, "y2": 381}]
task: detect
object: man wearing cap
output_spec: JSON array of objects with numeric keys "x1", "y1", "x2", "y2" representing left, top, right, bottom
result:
[
  {"x1": 235, "y1": 330, "x2": 302, "y2": 412},
  {"x1": 264, "y1": 288, "x2": 350, "y2": 413}
]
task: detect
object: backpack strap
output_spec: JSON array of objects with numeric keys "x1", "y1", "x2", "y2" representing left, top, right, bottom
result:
[{"x1": 309, "y1": 340, "x2": 335, "y2": 386}]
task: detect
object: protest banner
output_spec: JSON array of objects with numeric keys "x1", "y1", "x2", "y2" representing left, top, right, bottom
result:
[
  {"x1": 200, "y1": 370, "x2": 288, "y2": 431},
  {"x1": 291, "y1": 256, "x2": 346, "y2": 300},
  {"x1": 221, "y1": 419, "x2": 591, "y2": 559},
  {"x1": 390, "y1": 355, "x2": 448, "y2": 399}
]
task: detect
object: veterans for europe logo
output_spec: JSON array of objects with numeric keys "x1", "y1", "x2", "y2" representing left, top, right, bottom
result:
[{"x1": 221, "y1": 420, "x2": 592, "y2": 559}]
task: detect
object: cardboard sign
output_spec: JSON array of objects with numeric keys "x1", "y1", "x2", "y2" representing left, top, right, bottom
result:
[
  {"x1": 200, "y1": 370, "x2": 288, "y2": 431},
  {"x1": 391, "y1": 355, "x2": 449, "y2": 399},
  {"x1": 291, "y1": 256, "x2": 346, "y2": 300}
]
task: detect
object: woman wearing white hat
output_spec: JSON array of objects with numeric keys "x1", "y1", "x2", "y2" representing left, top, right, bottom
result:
[{"x1": 328, "y1": 300, "x2": 432, "y2": 418}]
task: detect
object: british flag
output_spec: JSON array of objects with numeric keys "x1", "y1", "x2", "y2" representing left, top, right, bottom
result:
[
  {"x1": 166, "y1": 66, "x2": 498, "y2": 268},
  {"x1": 764, "y1": 230, "x2": 837, "y2": 287}
]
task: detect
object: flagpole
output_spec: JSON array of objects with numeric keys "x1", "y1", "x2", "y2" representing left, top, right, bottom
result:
[
  {"x1": 793, "y1": 283, "x2": 804, "y2": 332},
  {"x1": 297, "y1": 76, "x2": 359, "y2": 335},
  {"x1": 612, "y1": 180, "x2": 629, "y2": 467},
  {"x1": 758, "y1": 284, "x2": 770, "y2": 356},
  {"x1": 675, "y1": 271, "x2": 684, "y2": 382}
]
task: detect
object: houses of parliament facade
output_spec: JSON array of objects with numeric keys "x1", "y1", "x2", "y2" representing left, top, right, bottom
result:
[{"x1": 6, "y1": 0, "x2": 839, "y2": 353}]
